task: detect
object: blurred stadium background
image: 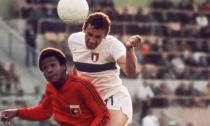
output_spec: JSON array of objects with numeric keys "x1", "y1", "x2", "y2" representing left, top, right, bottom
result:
[{"x1": 1, "y1": 0, "x2": 210, "y2": 126}]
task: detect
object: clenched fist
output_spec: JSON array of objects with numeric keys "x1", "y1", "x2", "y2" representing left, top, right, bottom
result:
[
  {"x1": 124, "y1": 35, "x2": 142, "y2": 49},
  {"x1": 1, "y1": 109, "x2": 18, "y2": 124}
]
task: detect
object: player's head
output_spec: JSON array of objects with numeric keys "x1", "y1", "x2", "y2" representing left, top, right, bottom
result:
[
  {"x1": 83, "y1": 12, "x2": 111, "y2": 36},
  {"x1": 39, "y1": 47, "x2": 67, "y2": 84},
  {"x1": 82, "y1": 12, "x2": 111, "y2": 50}
]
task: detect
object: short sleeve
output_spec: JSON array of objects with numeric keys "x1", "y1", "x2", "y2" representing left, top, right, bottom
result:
[{"x1": 109, "y1": 37, "x2": 126, "y2": 61}]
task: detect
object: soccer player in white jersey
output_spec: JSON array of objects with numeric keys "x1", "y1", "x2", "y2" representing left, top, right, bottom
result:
[{"x1": 68, "y1": 12, "x2": 142, "y2": 126}]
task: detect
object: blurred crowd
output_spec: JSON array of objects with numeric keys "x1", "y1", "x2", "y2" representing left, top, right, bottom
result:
[
  {"x1": 0, "y1": 61, "x2": 22, "y2": 96},
  {"x1": 134, "y1": 80, "x2": 210, "y2": 125},
  {"x1": 1, "y1": 0, "x2": 210, "y2": 125},
  {"x1": 5, "y1": 0, "x2": 210, "y2": 110},
  {"x1": 10, "y1": 0, "x2": 210, "y2": 80},
  {"x1": 136, "y1": 80, "x2": 210, "y2": 108}
]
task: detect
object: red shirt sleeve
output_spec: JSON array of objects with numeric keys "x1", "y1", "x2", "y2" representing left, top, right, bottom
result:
[
  {"x1": 77, "y1": 78, "x2": 110, "y2": 126},
  {"x1": 18, "y1": 93, "x2": 53, "y2": 121}
]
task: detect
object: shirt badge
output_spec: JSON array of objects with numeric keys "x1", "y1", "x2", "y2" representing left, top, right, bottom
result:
[
  {"x1": 91, "y1": 52, "x2": 99, "y2": 62},
  {"x1": 69, "y1": 105, "x2": 81, "y2": 116}
]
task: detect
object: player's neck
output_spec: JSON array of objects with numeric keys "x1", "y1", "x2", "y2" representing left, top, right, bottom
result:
[{"x1": 53, "y1": 74, "x2": 68, "y2": 90}]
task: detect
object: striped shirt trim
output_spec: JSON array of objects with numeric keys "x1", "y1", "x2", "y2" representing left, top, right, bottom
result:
[
  {"x1": 74, "y1": 62, "x2": 117, "y2": 72},
  {"x1": 74, "y1": 79, "x2": 108, "y2": 126}
]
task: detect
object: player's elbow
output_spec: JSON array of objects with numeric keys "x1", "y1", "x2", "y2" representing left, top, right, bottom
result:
[
  {"x1": 43, "y1": 113, "x2": 52, "y2": 120},
  {"x1": 124, "y1": 69, "x2": 139, "y2": 78},
  {"x1": 34, "y1": 112, "x2": 52, "y2": 121},
  {"x1": 125, "y1": 72, "x2": 139, "y2": 78},
  {"x1": 125, "y1": 65, "x2": 141, "y2": 78}
]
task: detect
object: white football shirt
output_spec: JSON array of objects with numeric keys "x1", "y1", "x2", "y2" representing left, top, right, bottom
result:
[{"x1": 68, "y1": 32, "x2": 126, "y2": 99}]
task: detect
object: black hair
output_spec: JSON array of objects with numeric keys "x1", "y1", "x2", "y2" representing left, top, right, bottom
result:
[{"x1": 38, "y1": 47, "x2": 67, "y2": 71}]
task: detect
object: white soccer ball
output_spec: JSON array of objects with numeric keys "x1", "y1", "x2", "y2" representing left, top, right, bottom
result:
[{"x1": 57, "y1": 0, "x2": 89, "y2": 24}]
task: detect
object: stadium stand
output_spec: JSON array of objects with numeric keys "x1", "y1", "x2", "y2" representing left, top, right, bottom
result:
[
  {"x1": 163, "y1": 108, "x2": 210, "y2": 126},
  {"x1": 1, "y1": 0, "x2": 210, "y2": 126}
]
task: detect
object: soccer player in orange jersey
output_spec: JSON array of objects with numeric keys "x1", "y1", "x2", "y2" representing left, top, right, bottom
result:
[{"x1": 1, "y1": 47, "x2": 110, "y2": 126}]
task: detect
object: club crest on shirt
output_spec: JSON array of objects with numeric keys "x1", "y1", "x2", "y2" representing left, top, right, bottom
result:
[
  {"x1": 91, "y1": 52, "x2": 99, "y2": 62},
  {"x1": 69, "y1": 105, "x2": 81, "y2": 116}
]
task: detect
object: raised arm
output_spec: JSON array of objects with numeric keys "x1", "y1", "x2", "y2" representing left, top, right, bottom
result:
[{"x1": 117, "y1": 35, "x2": 142, "y2": 77}]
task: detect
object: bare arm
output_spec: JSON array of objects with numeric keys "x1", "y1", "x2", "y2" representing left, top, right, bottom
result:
[
  {"x1": 71, "y1": 64, "x2": 78, "y2": 75},
  {"x1": 118, "y1": 35, "x2": 142, "y2": 77}
]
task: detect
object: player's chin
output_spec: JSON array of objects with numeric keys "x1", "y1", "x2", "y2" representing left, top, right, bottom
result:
[
  {"x1": 86, "y1": 45, "x2": 97, "y2": 50},
  {"x1": 47, "y1": 76, "x2": 59, "y2": 83}
]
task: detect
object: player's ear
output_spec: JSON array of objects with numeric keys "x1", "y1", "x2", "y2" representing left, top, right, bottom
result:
[{"x1": 60, "y1": 64, "x2": 67, "y2": 73}]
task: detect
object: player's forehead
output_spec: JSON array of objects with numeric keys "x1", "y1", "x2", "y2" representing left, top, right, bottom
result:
[
  {"x1": 86, "y1": 24, "x2": 106, "y2": 36},
  {"x1": 41, "y1": 57, "x2": 59, "y2": 66}
]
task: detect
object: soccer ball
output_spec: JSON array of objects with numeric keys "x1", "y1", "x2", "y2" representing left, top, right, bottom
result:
[{"x1": 57, "y1": 0, "x2": 89, "y2": 24}]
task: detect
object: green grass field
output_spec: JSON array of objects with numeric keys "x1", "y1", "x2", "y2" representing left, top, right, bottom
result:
[
  {"x1": 114, "y1": 0, "x2": 206, "y2": 8},
  {"x1": 114, "y1": 0, "x2": 151, "y2": 8}
]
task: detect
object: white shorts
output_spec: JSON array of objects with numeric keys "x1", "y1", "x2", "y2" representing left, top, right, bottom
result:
[{"x1": 104, "y1": 86, "x2": 133, "y2": 123}]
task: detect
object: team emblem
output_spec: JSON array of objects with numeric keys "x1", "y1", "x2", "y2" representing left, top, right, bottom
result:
[
  {"x1": 91, "y1": 52, "x2": 99, "y2": 62},
  {"x1": 69, "y1": 105, "x2": 81, "y2": 116}
]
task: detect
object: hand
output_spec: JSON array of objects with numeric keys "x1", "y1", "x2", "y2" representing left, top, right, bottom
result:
[
  {"x1": 1, "y1": 109, "x2": 18, "y2": 124},
  {"x1": 124, "y1": 35, "x2": 142, "y2": 49}
]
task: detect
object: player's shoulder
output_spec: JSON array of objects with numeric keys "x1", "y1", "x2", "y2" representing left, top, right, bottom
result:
[
  {"x1": 68, "y1": 32, "x2": 84, "y2": 44},
  {"x1": 105, "y1": 35, "x2": 124, "y2": 47},
  {"x1": 106, "y1": 35, "x2": 120, "y2": 41},
  {"x1": 45, "y1": 83, "x2": 54, "y2": 93},
  {"x1": 70, "y1": 75, "x2": 97, "y2": 91},
  {"x1": 70, "y1": 74, "x2": 92, "y2": 86}
]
